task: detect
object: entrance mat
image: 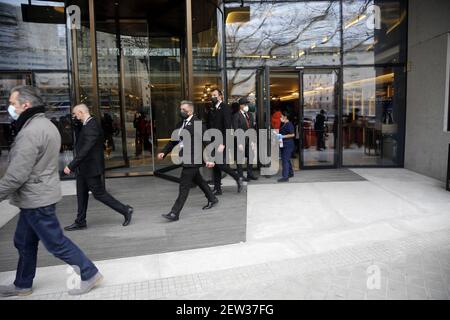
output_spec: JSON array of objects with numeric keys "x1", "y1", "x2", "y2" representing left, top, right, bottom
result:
[{"x1": 250, "y1": 168, "x2": 366, "y2": 185}]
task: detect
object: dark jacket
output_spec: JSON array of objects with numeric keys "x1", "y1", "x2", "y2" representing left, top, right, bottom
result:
[
  {"x1": 68, "y1": 117, "x2": 105, "y2": 177},
  {"x1": 161, "y1": 115, "x2": 207, "y2": 168},
  {"x1": 232, "y1": 110, "x2": 255, "y2": 131},
  {"x1": 232, "y1": 111, "x2": 255, "y2": 158},
  {"x1": 206, "y1": 102, "x2": 232, "y2": 138}
]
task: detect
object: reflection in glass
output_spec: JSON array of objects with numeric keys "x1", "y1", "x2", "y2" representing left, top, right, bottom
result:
[
  {"x1": 192, "y1": 0, "x2": 223, "y2": 115},
  {"x1": 225, "y1": 1, "x2": 341, "y2": 68},
  {"x1": 95, "y1": 20, "x2": 156, "y2": 176},
  {"x1": 0, "y1": 0, "x2": 71, "y2": 178},
  {"x1": 96, "y1": 27, "x2": 125, "y2": 170},
  {"x1": 149, "y1": 37, "x2": 183, "y2": 171},
  {"x1": 343, "y1": 0, "x2": 407, "y2": 64},
  {"x1": 120, "y1": 25, "x2": 154, "y2": 174},
  {"x1": 302, "y1": 70, "x2": 338, "y2": 167},
  {"x1": 342, "y1": 67, "x2": 405, "y2": 165}
]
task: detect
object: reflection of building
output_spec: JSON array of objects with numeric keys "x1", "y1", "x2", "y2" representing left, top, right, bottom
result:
[
  {"x1": 0, "y1": 0, "x2": 449, "y2": 182},
  {"x1": 0, "y1": 2, "x2": 67, "y2": 71}
]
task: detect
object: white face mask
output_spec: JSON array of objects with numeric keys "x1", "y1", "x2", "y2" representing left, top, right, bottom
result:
[
  {"x1": 8, "y1": 105, "x2": 19, "y2": 120},
  {"x1": 243, "y1": 106, "x2": 249, "y2": 113}
]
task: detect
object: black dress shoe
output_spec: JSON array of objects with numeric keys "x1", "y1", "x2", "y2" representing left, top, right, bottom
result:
[
  {"x1": 213, "y1": 189, "x2": 222, "y2": 196},
  {"x1": 123, "y1": 205, "x2": 133, "y2": 226},
  {"x1": 202, "y1": 197, "x2": 219, "y2": 210},
  {"x1": 64, "y1": 222, "x2": 87, "y2": 231},
  {"x1": 247, "y1": 175, "x2": 258, "y2": 180},
  {"x1": 277, "y1": 177, "x2": 289, "y2": 183},
  {"x1": 161, "y1": 212, "x2": 179, "y2": 221}
]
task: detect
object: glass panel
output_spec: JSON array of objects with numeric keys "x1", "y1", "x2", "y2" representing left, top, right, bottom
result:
[
  {"x1": 96, "y1": 25, "x2": 126, "y2": 170},
  {"x1": 0, "y1": 1, "x2": 67, "y2": 71},
  {"x1": 225, "y1": 1, "x2": 341, "y2": 68},
  {"x1": 149, "y1": 37, "x2": 183, "y2": 171},
  {"x1": 95, "y1": 19, "x2": 155, "y2": 177},
  {"x1": 227, "y1": 68, "x2": 256, "y2": 115},
  {"x1": 269, "y1": 71, "x2": 300, "y2": 171},
  {"x1": 192, "y1": 0, "x2": 223, "y2": 107},
  {"x1": 342, "y1": 66, "x2": 406, "y2": 166},
  {"x1": 302, "y1": 70, "x2": 338, "y2": 167},
  {"x1": 120, "y1": 22, "x2": 154, "y2": 175},
  {"x1": 0, "y1": 0, "x2": 71, "y2": 178},
  {"x1": 75, "y1": 1, "x2": 94, "y2": 107},
  {"x1": 343, "y1": 0, "x2": 407, "y2": 65}
]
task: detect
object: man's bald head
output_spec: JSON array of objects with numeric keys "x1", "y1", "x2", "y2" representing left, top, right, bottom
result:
[{"x1": 72, "y1": 104, "x2": 91, "y2": 122}]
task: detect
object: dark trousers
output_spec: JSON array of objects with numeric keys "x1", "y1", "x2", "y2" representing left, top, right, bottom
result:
[
  {"x1": 235, "y1": 143, "x2": 255, "y2": 178},
  {"x1": 171, "y1": 166, "x2": 215, "y2": 215},
  {"x1": 236, "y1": 163, "x2": 254, "y2": 178},
  {"x1": 316, "y1": 130, "x2": 325, "y2": 150},
  {"x1": 213, "y1": 150, "x2": 240, "y2": 190},
  {"x1": 281, "y1": 144, "x2": 294, "y2": 179},
  {"x1": 76, "y1": 174, "x2": 127, "y2": 224},
  {"x1": 13, "y1": 204, "x2": 98, "y2": 289}
]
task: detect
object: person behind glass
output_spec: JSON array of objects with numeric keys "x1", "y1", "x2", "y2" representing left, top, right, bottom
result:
[
  {"x1": 63, "y1": 104, "x2": 133, "y2": 231},
  {"x1": 0, "y1": 86, "x2": 102, "y2": 297},
  {"x1": 232, "y1": 97, "x2": 258, "y2": 181},
  {"x1": 158, "y1": 101, "x2": 218, "y2": 222},
  {"x1": 206, "y1": 89, "x2": 243, "y2": 195},
  {"x1": 278, "y1": 111, "x2": 295, "y2": 183},
  {"x1": 314, "y1": 109, "x2": 326, "y2": 151}
]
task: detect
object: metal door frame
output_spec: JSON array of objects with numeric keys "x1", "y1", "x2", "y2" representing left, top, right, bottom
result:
[
  {"x1": 299, "y1": 67, "x2": 340, "y2": 170},
  {"x1": 256, "y1": 66, "x2": 341, "y2": 170}
]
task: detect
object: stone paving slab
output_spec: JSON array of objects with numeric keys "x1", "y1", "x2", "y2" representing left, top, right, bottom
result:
[{"x1": 4, "y1": 228, "x2": 450, "y2": 300}]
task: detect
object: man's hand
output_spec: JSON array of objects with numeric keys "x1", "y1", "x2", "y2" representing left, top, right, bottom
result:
[
  {"x1": 64, "y1": 166, "x2": 71, "y2": 175},
  {"x1": 205, "y1": 162, "x2": 215, "y2": 168},
  {"x1": 218, "y1": 144, "x2": 225, "y2": 153},
  {"x1": 157, "y1": 153, "x2": 165, "y2": 160},
  {"x1": 238, "y1": 144, "x2": 244, "y2": 152}
]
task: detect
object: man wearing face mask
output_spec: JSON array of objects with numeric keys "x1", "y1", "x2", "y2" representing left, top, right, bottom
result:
[
  {"x1": 63, "y1": 104, "x2": 133, "y2": 230},
  {"x1": 0, "y1": 86, "x2": 102, "y2": 297},
  {"x1": 157, "y1": 101, "x2": 218, "y2": 221},
  {"x1": 206, "y1": 89, "x2": 243, "y2": 195},
  {"x1": 232, "y1": 97, "x2": 258, "y2": 181}
]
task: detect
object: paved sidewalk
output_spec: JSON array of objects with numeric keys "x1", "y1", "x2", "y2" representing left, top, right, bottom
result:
[{"x1": 1, "y1": 169, "x2": 450, "y2": 300}]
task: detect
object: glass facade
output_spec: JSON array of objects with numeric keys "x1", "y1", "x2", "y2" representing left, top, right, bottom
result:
[
  {"x1": 225, "y1": 0, "x2": 407, "y2": 168},
  {"x1": 0, "y1": 0, "x2": 71, "y2": 177},
  {"x1": 0, "y1": 0, "x2": 408, "y2": 179}
]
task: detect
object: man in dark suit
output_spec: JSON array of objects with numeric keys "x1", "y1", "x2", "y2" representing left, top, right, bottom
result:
[
  {"x1": 232, "y1": 97, "x2": 258, "y2": 181},
  {"x1": 63, "y1": 104, "x2": 133, "y2": 231},
  {"x1": 206, "y1": 89, "x2": 242, "y2": 195},
  {"x1": 314, "y1": 109, "x2": 327, "y2": 151},
  {"x1": 158, "y1": 100, "x2": 218, "y2": 222}
]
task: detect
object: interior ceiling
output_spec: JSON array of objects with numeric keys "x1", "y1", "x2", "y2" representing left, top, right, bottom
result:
[
  {"x1": 65, "y1": 0, "x2": 218, "y2": 37},
  {"x1": 269, "y1": 75, "x2": 300, "y2": 98}
]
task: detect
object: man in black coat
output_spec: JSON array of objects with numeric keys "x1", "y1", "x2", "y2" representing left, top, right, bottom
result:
[
  {"x1": 232, "y1": 97, "x2": 258, "y2": 181},
  {"x1": 206, "y1": 89, "x2": 242, "y2": 195},
  {"x1": 158, "y1": 100, "x2": 218, "y2": 222},
  {"x1": 63, "y1": 104, "x2": 133, "y2": 231},
  {"x1": 314, "y1": 109, "x2": 327, "y2": 151}
]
